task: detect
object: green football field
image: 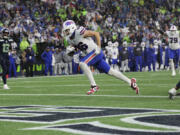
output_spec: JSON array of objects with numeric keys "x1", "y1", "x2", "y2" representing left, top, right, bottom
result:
[{"x1": 0, "y1": 71, "x2": 180, "y2": 135}]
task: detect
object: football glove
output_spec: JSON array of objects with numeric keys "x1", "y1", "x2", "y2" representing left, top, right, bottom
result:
[
  {"x1": 94, "y1": 46, "x2": 101, "y2": 55},
  {"x1": 66, "y1": 46, "x2": 75, "y2": 56}
]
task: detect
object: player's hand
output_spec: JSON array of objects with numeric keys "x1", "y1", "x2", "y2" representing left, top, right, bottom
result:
[
  {"x1": 95, "y1": 46, "x2": 101, "y2": 55},
  {"x1": 66, "y1": 46, "x2": 75, "y2": 55}
]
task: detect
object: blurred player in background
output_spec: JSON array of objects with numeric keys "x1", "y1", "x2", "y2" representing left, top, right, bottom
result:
[
  {"x1": 158, "y1": 25, "x2": 180, "y2": 76},
  {"x1": 119, "y1": 41, "x2": 129, "y2": 72},
  {"x1": 166, "y1": 25, "x2": 180, "y2": 76},
  {"x1": 110, "y1": 41, "x2": 119, "y2": 70},
  {"x1": 62, "y1": 20, "x2": 139, "y2": 95},
  {"x1": 105, "y1": 41, "x2": 113, "y2": 65},
  {"x1": 0, "y1": 28, "x2": 14, "y2": 89}
]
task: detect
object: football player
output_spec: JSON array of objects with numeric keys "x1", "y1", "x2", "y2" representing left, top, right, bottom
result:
[
  {"x1": 157, "y1": 25, "x2": 180, "y2": 76},
  {"x1": 62, "y1": 20, "x2": 139, "y2": 95},
  {"x1": 110, "y1": 42, "x2": 119, "y2": 70},
  {"x1": 166, "y1": 25, "x2": 180, "y2": 76},
  {"x1": 0, "y1": 28, "x2": 14, "y2": 89}
]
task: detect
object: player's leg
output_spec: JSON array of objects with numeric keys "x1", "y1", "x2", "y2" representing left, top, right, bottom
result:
[
  {"x1": 1, "y1": 59, "x2": 10, "y2": 89},
  {"x1": 169, "y1": 59, "x2": 176, "y2": 76},
  {"x1": 49, "y1": 63, "x2": 53, "y2": 76},
  {"x1": 69, "y1": 62, "x2": 72, "y2": 74},
  {"x1": 80, "y1": 51, "x2": 101, "y2": 94},
  {"x1": 79, "y1": 62, "x2": 99, "y2": 94},
  {"x1": 148, "y1": 58, "x2": 151, "y2": 71},
  {"x1": 44, "y1": 62, "x2": 49, "y2": 76},
  {"x1": 169, "y1": 50, "x2": 176, "y2": 76},
  {"x1": 125, "y1": 59, "x2": 129, "y2": 72},
  {"x1": 96, "y1": 59, "x2": 139, "y2": 94},
  {"x1": 168, "y1": 80, "x2": 180, "y2": 99},
  {"x1": 121, "y1": 60, "x2": 125, "y2": 72},
  {"x1": 54, "y1": 63, "x2": 58, "y2": 75},
  {"x1": 59, "y1": 62, "x2": 64, "y2": 75},
  {"x1": 64, "y1": 63, "x2": 69, "y2": 75}
]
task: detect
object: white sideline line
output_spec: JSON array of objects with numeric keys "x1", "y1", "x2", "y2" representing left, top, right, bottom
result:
[{"x1": 0, "y1": 94, "x2": 173, "y2": 98}]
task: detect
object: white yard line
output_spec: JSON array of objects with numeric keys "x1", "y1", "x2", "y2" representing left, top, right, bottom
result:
[
  {"x1": 8, "y1": 78, "x2": 175, "y2": 83},
  {"x1": 0, "y1": 94, "x2": 174, "y2": 98},
  {"x1": 3, "y1": 84, "x2": 172, "y2": 89},
  {"x1": 6, "y1": 72, "x2": 174, "y2": 81}
]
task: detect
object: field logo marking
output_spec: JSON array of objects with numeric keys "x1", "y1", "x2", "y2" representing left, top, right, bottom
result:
[{"x1": 0, "y1": 105, "x2": 180, "y2": 135}]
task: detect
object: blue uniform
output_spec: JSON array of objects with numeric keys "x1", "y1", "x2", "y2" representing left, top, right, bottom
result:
[
  {"x1": 169, "y1": 49, "x2": 180, "y2": 68},
  {"x1": 128, "y1": 46, "x2": 135, "y2": 71},
  {"x1": 41, "y1": 50, "x2": 53, "y2": 75},
  {"x1": 134, "y1": 45, "x2": 143, "y2": 72},
  {"x1": 80, "y1": 50, "x2": 110, "y2": 73},
  {"x1": 148, "y1": 47, "x2": 156, "y2": 71},
  {"x1": 9, "y1": 53, "x2": 17, "y2": 77}
]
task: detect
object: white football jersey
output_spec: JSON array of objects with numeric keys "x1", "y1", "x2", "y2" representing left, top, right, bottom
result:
[
  {"x1": 105, "y1": 45, "x2": 112, "y2": 58},
  {"x1": 111, "y1": 47, "x2": 119, "y2": 59},
  {"x1": 67, "y1": 26, "x2": 98, "y2": 54},
  {"x1": 166, "y1": 31, "x2": 180, "y2": 50}
]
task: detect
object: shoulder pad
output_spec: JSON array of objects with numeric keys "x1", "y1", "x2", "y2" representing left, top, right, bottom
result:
[{"x1": 77, "y1": 26, "x2": 86, "y2": 35}]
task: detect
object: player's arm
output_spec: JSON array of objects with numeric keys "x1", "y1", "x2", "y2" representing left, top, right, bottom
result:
[{"x1": 83, "y1": 30, "x2": 101, "y2": 48}]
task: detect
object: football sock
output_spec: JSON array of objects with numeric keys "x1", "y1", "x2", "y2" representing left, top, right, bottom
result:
[
  {"x1": 108, "y1": 68, "x2": 131, "y2": 85},
  {"x1": 170, "y1": 59, "x2": 175, "y2": 72},
  {"x1": 79, "y1": 62, "x2": 96, "y2": 86}
]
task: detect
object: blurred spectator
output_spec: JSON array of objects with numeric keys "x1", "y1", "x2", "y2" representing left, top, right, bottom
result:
[
  {"x1": 41, "y1": 46, "x2": 53, "y2": 76},
  {"x1": 62, "y1": 49, "x2": 73, "y2": 75},
  {"x1": 20, "y1": 35, "x2": 30, "y2": 52},
  {"x1": 0, "y1": 0, "x2": 179, "y2": 76},
  {"x1": 25, "y1": 47, "x2": 35, "y2": 77},
  {"x1": 54, "y1": 47, "x2": 63, "y2": 75},
  {"x1": 20, "y1": 50, "x2": 26, "y2": 76},
  {"x1": 9, "y1": 49, "x2": 17, "y2": 77}
]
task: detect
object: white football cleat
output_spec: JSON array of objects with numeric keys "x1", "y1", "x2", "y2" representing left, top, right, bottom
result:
[
  {"x1": 172, "y1": 71, "x2": 176, "y2": 76},
  {"x1": 168, "y1": 88, "x2": 176, "y2": 99},
  {"x1": 3, "y1": 84, "x2": 10, "y2": 90}
]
